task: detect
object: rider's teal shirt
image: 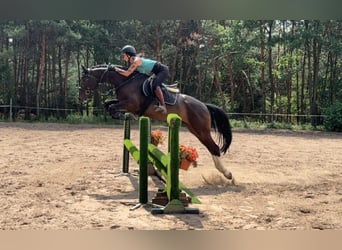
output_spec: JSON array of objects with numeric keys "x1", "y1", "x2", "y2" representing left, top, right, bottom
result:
[{"x1": 136, "y1": 58, "x2": 157, "y2": 75}]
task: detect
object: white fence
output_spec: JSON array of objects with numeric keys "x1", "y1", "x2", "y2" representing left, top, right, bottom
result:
[{"x1": 0, "y1": 101, "x2": 325, "y2": 124}]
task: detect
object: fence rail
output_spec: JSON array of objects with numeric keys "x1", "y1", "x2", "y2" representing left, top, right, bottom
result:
[
  {"x1": 0, "y1": 103, "x2": 326, "y2": 123},
  {"x1": 0, "y1": 105, "x2": 78, "y2": 111},
  {"x1": 229, "y1": 112, "x2": 325, "y2": 118}
]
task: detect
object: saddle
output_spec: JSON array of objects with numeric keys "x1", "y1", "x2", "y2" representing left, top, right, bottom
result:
[{"x1": 142, "y1": 76, "x2": 179, "y2": 105}]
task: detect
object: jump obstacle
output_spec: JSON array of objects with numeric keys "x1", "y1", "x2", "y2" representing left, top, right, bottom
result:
[{"x1": 122, "y1": 113, "x2": 200, "y2": 214}]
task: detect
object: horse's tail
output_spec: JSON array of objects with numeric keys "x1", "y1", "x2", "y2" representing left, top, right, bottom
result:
[{"x1": 206, "y1": 103, "x2": 232, "y2": 155}]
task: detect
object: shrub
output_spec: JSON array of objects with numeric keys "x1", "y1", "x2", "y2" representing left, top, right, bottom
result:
[{"x1": 323, "y1": 102, "x2": 342, "y2": 132}]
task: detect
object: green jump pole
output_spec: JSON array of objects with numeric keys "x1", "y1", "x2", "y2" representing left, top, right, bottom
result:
[
  {"x1": 122, "y1": 113, "x2": 131, "y2": 173},
  {"x1": 139, "y1": 116, "x2": 150, "y2": 204},
  {"x1": 167, "y1": 114, "x2": 181, "y2": 202}
]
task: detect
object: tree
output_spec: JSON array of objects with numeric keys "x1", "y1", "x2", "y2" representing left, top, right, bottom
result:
[{"x1": 0, "y1": 20, "x2": 340, "y2": 128}]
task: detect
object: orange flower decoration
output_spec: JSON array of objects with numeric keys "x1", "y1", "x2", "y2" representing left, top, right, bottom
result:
[
  {"x1": 179, "y1": 144, "x2": 199, "y2": 163},
  {"x1": 151, "y1": 129, "x2": 165, "y2": 146}
]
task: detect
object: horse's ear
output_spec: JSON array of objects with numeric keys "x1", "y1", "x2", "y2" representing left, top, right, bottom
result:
[{"x1": 81, "y1": 65, "x2": 88, "y2": 74}]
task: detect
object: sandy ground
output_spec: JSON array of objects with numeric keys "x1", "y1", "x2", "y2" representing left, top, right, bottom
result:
[{"x1": 0, "y1": 121, "x2": 341, "y2": 230}]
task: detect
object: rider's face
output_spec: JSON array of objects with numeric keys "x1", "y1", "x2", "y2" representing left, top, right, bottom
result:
[{"x1": 122, "y1": 53, "x2": 129, "y2": 62}]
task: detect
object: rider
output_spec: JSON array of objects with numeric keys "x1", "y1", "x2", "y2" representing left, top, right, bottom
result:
[{"x1": 114, "y1": 45, "x2": 169, "y2": 114}]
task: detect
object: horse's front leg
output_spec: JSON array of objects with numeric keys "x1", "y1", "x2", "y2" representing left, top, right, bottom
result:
[
  {"x1": 104, "y1": 99, "x2": 119, "y2": 111},
  {"x1": 107, "y1": 99, "x2": 138, "y2": 120},
  {"x1": 103, "y1": 99, "x2": 125, "y2": 119}
]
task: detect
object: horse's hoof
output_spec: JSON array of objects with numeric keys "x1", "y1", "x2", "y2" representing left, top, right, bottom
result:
[
  {"x1": 111, "y1": 112, "x2": 125, "y2": 120},
  {"x1": 223, "y1": 171, "x2": 232, "y2": 180},
  {"x1": 231, "y1": 177, "x2": 236, "y2": 185},
  {"x1": 108, "y1": 104, "x2": 116, "y2": 112}
]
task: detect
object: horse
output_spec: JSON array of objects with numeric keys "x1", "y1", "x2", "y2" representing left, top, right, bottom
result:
[{"x1": 79, "y1": 64, "x2": 234, "y2": 182}]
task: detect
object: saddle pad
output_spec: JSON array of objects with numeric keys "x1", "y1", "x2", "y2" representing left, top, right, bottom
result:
[{"x1": 142, "y1": 79, "x2": 178, "y2": 105}]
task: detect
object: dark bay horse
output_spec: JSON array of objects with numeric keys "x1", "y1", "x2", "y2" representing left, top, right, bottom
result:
[{"x1": 79, "y1": 64, "x2": 234, "y2": 181}]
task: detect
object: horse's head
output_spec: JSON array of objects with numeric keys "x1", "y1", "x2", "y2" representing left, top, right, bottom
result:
[
  {"x1": 78, "y1": 65, "x2": 100, "y2": 102},
  {"x1": 78, "y1": 64, "x2": 138, "y2": 102}
]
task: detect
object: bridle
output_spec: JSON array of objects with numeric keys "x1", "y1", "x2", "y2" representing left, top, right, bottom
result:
[{"x1": 79, "y1": 73, "x2": 99, "y2": 98}]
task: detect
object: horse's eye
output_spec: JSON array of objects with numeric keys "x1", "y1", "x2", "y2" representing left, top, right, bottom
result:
[{"x1": 85, "y1": 90, "x2": 90, "y2": 95}]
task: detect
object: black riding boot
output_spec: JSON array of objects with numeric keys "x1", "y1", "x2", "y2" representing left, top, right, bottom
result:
[{"x1": 154, "y1": 86, "x2": 167, "y2": 114}]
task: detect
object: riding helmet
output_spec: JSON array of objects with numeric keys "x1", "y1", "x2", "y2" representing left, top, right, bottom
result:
[{"x1": 121, "y1": 45, "x2": 136, "y2": 56}]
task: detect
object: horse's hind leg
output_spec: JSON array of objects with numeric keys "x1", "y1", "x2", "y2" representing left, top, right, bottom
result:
[
  {"x1": 211, "y1": 155, "x2": 233, "y2": 180},
  {"x1": 204, "y1": 137, "x2": 233, "y2": 180},
  {"x1": 186, "y1": 123, "x2": 233, "y2": 181}
]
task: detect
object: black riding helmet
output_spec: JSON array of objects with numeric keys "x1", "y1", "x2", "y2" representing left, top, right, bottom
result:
[{"x1": 121, "y1": 45, "x2": 136, "y2": 56}]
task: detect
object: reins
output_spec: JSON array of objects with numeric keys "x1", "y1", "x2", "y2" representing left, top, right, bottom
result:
[
  {"x1": 99, "y1": 68, "x2": 108, "y2": 83},
  {"x1": 91, "y1": 65, "x2": 142, "y2": 95},
  {"x1": 115, "y1": 74, "x2": 139, "y2": 94}
]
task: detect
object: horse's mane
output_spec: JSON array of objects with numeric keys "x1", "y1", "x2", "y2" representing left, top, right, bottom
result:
[
  {"x1": 90, "y1": 64, "x2": 107, "y2": 69},
  {"x1": 90, "y1": 64, "x2": 127, "y2": 70},
  {"x1": 90, "y1": 64, "x2": 145, "y2": 78}
]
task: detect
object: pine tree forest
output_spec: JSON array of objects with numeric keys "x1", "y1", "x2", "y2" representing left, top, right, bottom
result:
[{"x1": 0, "y1": 20, "x2": 341, "y2": 129}]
